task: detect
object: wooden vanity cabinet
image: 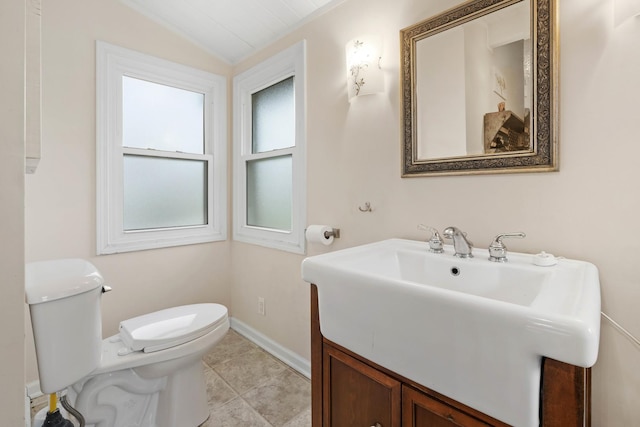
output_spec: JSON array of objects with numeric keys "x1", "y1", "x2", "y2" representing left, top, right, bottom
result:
[
  {"x1": 324, "y1": 344, "x2": 401, "y2": 427},
  {"x1": 323, "y1": 341, "x2": 505, "y2": 427},
  {"x1": 311, "y1": 285, "x2": 591, "y2": 427},
  {"x1": 402, "y1": 384, "x2": 495, "y2": 427}
]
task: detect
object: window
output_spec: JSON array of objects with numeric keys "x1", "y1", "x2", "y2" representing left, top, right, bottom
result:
[
  {"x1": 96, "y1": 41, "x2": 227, "y2": 254},
  {"x1": 233, "y1": 41, "x2": 306, "y2": 253}
]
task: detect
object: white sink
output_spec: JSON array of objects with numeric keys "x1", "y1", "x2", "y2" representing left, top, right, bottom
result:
[{"x1": 301, "y1": 238, "x2": 600, "y2": 427}]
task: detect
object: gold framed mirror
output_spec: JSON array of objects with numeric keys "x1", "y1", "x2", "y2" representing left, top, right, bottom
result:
[{"x1": 401, "y1": 0, "x2": 558, "y2": 176}]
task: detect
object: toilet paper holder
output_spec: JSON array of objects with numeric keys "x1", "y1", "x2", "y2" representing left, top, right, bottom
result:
[{"x1": 324, "y1": 228, "x2": 341, "y2": 239}]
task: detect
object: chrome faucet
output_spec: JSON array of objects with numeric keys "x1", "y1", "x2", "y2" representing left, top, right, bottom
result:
[
  {"x1": 488, "y1": 232, "x2": 526, "y2": 262},
  {"x1": 417, "y1": 224, "x2": 444, "y2": 253},
  {"x1": 443, "y1": 226, "x2": 473, "y2": 258}
]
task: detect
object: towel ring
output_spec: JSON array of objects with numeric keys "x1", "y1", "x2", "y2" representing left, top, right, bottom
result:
[{"x1": 358, "y1": 202, "x2": 372, "y2": 212}]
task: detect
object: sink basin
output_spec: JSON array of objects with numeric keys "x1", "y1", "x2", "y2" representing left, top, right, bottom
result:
[{"x1": 301, "y1": 238, "x2": 600, "y2": 427}]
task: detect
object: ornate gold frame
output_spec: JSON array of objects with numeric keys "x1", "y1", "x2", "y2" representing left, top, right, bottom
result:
[{"x1": 401, "y1": 0, "x2": 558, "y2": 177}]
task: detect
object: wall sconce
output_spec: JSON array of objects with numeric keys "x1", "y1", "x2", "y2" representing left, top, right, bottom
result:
[
  {"x1": 615, "y1": 0, "x2": 640, "y2": 26},
  {"x1": 345, "y1": 35, "x2": 384, "y2": 100}
]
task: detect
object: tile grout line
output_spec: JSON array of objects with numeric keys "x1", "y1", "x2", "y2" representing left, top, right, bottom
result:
[{"x1": 203, "y1": 332, "x2": 309, "y2": 425}]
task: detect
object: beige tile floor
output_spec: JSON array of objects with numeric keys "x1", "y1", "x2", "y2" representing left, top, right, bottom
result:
[
  {"x1": 30, "y1": 329, "x2": 312, "y2": 426},
  {"x1": 201, "y1": 330, "x2": 311, "y2": 426}
]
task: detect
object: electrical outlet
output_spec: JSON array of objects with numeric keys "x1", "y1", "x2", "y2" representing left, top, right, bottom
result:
[{"x1": 258, "y1": 297, "x2": 265, "y2": 316}]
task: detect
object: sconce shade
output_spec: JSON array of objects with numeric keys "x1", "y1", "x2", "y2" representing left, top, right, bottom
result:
[
  {"x1": 615, "y1": 0, "x2": 640, "y2": 26},
  {"x1": 345, "y1": 35, "x2": 384, "y2": 100}
]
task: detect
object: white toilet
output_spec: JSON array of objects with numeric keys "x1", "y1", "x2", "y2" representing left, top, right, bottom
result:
[{"x1": 26, "y1": 259, "x2": 229, "y2": 427}]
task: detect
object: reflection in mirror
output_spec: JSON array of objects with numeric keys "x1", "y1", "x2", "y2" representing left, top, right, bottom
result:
[
  {"x1": 402, "y1": 0, "x2": 558, "y2": 176},
  {"x1": 416, "y1": 2, "x2": 531, "y2": 160}
]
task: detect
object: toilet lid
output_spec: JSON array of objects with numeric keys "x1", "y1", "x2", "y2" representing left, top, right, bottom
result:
[{"x1": 119, "y1": 303, "x2": 228, "y2": 353}]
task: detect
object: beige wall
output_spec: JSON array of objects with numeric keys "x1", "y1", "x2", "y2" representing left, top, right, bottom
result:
[
  {"x1": 24, "y1": 0, "x2": 233, "y2": 383},
  {"x1": 230, "y1": 0, "x2": 640, "y2": 425},
  {"x1": 0, "y1": 1, "x2": 26, "y2": 424},
  {"x1": 16, "y1": 0, "x2": 640, "y2": 425}
]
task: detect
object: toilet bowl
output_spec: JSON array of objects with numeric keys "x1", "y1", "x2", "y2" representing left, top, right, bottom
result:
[{"x1": 26, "y1": 259, "x2": 229, "y2": 427}]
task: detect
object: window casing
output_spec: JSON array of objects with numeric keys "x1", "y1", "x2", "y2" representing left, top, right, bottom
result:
[
  {"x1": 96, "y1": 41, "x2": 227, "y2": 254},
  {"x1": 233, "y1": 41, "x2": 306, "y2": 253}
]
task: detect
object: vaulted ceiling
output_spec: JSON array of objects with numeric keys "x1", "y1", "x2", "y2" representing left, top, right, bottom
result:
[{"x1": 120, "y1": 0, "x2": 346, "y2": 64}]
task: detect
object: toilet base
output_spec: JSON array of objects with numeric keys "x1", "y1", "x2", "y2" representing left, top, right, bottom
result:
[
  {"x1": 33, "y1": 407, "x2": 77, "y2": 427},
  {"x1": 67, "y1": 359, "x2": 210, "y2": 427}
]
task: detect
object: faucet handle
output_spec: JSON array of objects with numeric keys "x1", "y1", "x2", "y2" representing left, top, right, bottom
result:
[
  {"x1": 489, "y1": 232, "x2": 526, "y2": 262},
  {"x1": 418, "y1": 224, "x2": 444, "y2": 253}
]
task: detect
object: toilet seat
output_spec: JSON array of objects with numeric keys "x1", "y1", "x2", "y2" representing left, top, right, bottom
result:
[{"x1": 119, "y1": 303, "x2": 227, "y2": 353}]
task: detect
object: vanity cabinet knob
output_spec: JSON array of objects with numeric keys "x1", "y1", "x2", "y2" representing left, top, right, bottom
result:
[{"x1": 370, "y1": 423, "x2": 382, "y2": 427}]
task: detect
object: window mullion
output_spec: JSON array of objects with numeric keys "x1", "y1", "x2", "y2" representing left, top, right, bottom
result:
[
  {"x1": 242, "y1": 147, "x2": 295, "y2": 162},
  {"x1": 122, "y1": 146, "x2": 211, "y2": 161}
]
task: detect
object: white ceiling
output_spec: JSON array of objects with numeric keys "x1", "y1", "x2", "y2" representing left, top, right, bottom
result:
[{"x1": 120, "y1": 0, "x2": 345, "y2": 64}]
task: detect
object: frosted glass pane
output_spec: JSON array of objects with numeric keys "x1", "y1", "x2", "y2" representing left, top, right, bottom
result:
[
  {"x1": 122, "y1": 76, "x2": 204, "y2": 154},
  {"x1": 252, "y1": 77, "x2": 294, "y2": 153},
  {"x1": 246, "y1": 156, "x2": 292, "y2": 231},
  {"x1": 123, "y1": 155, "x2": 207, "y2": 231}
]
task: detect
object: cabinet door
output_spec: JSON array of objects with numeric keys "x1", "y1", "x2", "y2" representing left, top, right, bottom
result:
[
  {"x1": 402, "y1": 385, "x2": 493, "y2": 427},
  {"x1": 324, "y1": 344, "x2": 401, "y2": 427}
]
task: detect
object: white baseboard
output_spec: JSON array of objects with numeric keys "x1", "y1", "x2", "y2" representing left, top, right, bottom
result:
[
  {"x1": 26, "y1": 381, "x2": 42, "y2": 400},
  {"x1": 230, "y1": 317, "x2": 311, "y2": 379},
  {"x1": 25, "y1": 388, "x2": 31, "y2": 427}
]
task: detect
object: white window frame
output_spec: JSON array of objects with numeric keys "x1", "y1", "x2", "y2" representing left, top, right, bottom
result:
[
  {"x1": 96, "y1": 41, "x2": 227, "y2": 254},
  {"x1": 233, "y1": 41, "x2": 307, "y2": 254}
]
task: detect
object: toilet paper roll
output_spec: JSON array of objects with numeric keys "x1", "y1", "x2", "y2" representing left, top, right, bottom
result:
[{"x1": 305, "y1": 225, "x2": 334, "y2": 246}]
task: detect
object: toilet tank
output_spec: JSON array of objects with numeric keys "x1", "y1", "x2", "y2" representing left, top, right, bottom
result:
[{"x1": 26, "y1": 259, "x2": 106, "y2": 394}]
